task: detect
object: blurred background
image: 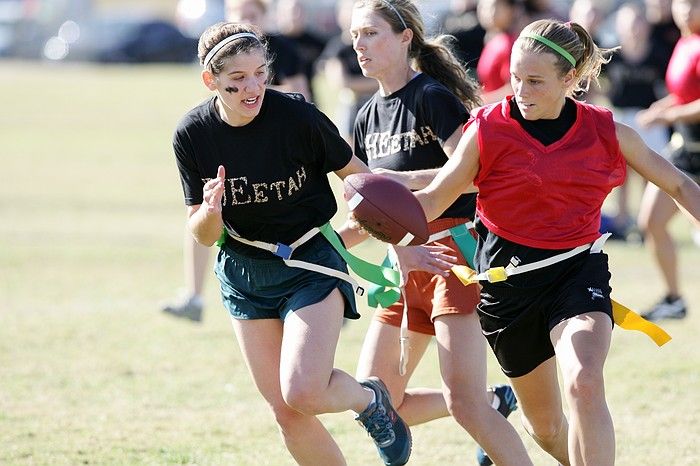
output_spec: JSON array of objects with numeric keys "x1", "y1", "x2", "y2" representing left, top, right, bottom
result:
[
  {"x1": 0, "y1": 0, "x2": 359, "y2": 63},
  {"x1": 0, "y1": 0, "x2": 582, "y2": 63},
  {"x1": 1, "y1": 0, "x2": 698, "y2": 465}
]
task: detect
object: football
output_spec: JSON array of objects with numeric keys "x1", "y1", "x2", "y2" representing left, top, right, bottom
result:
[{"x1": 344, "y1": 173, "x2": 429, "y2": 246}]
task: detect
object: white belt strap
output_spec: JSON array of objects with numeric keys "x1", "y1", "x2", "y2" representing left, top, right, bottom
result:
[
  {"x1": 399, "y1": 288, "x2": 409, "y2": 376},
  {"x1": 225, "y1": 227, "x2": 363, "y2": 295},
  {"x1": 385, "y1": 246, "x2": 410, "y2": 376},
  {"x1": 476, "y1": 233, "x2": 611, "y2": 282}
]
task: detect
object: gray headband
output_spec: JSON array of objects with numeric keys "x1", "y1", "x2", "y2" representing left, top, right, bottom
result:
[
  {"x1": 382, "y1": 0, "x2": 407, "y2": 30},
  {"x1": 203, "y1": 32, "x2": 260, "y2": 69}
]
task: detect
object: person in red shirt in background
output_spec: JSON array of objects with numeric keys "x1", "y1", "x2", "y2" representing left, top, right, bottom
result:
[
  {"x1": 636, "y1": 0, "x2": 700, "y2": 321},
  {"x1": 476, "y1": 0, "x2": 522, "y2": 103},
  {"x1": 414, "y1": 18, "x2": 700, "y2": 466}
]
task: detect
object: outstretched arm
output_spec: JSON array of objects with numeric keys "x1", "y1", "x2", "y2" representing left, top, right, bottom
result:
[
  {"x1": 617, "y1": 123, "x2": 700, "y2": 227},
  {"x1": 370, "y1": 127, "x2": 477, "y2": 193},
  {"x1": 414, "y1": 123, "x2": 481, "y2": 222}
]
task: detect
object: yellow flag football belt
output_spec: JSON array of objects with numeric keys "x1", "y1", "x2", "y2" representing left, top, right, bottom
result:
[{"x1": 452, "y1": 233, "x2": 671, "y2": 346}]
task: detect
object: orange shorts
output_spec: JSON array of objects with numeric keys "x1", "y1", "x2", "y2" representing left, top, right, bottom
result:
[{"x1": 373, "y1": 218, "x2": 481, "y2": 336}]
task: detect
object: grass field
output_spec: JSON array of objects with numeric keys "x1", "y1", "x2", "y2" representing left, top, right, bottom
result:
[{"x1": 1, "y1": 61, "x2": 699, "y2": 465}]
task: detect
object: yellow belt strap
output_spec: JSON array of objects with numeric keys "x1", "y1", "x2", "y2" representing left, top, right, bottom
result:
[
  {"x1": 611, "y1": 299, "x2": 671, "y2": 346},
  {"x1": 452, "y1": 265, "x2": 672, "y2": 346}
]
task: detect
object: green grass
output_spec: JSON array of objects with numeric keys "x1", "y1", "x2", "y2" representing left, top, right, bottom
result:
[{"x1": 1, "y1": 61, "x2": 699, "y2": 465}]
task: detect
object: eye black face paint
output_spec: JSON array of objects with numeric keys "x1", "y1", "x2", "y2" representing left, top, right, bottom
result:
[{"x1": 225, "y1": 86, "x2": 239, "y2": 93}]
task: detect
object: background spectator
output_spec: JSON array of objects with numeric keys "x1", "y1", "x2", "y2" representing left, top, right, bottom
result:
[
  {"x1": 276, "y1": 0, "x2": 327, "y2": 102},
  {"x1": 476, "y1": 0, "x2": 523, "y2": 103},
  {"x1": 318, "y1": 0, "x2": 377, "y2": 144}
]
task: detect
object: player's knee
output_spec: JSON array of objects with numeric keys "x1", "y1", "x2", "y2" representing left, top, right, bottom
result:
[
  {"x1": 268, "y1": 401, "x2": 308, "y2": 434},
  {"x1": 444, "y1": 391, "x2": 484, "y2": 429},
  {"x1": 281, "y1": 383, "x2": 325, "y2": 415},
  {"x1": 384, "y1": 383, "x2": 406, "y2": 410},
  {"x1": 564, "y1": 366, "x2": 605, "y2": 407},
  {"x1": 523, "y1": 413, "x2": 566, "y2": 445}
]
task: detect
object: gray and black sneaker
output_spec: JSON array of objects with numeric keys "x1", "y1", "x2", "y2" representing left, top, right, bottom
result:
[
  {"x1": 162, "y1": 295, "x2": 203, "y2": 322},
  {"x1": 476, "y1": 384, "x2": 518, "y2": 466},
  {"x1": 356, "y1": 377, "x2": 412, "y2": 466},
  {"x1": 642, "y1": 295, "x2": 687, "y2": 322}
]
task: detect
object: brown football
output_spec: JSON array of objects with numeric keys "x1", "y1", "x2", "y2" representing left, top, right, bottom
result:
[{"x1": 344, "y1": 173, "x2": 429, "y2": 246}]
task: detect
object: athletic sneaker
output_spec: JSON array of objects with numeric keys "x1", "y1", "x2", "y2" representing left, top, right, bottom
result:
[
  {"x1": 356, "y1": 377, "x2": 412, "y2": 466},
  {"x1": 641, "y1": 296, "x2": 687, "y2": 322},
  {"x1": 162, "y1": 295, "x2": 203, "y2": 322},
  {"x1": 476, "y1": 384, "x2": 519, "y2": 466}
]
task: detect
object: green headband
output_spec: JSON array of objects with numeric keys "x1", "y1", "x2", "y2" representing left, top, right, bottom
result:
[{"x1": 521, "y1": 33, "x2": 576, "y2": 67}]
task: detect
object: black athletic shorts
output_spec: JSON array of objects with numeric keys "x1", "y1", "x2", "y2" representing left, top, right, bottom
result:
[
  {"x1": 477, "y1": 251, "x2": 614, "y2": 378},
  {"x1": 670, "y1": 124, "x2": 700, "y2": 180}
]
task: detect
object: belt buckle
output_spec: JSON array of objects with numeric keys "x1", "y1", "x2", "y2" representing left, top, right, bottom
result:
[{"x1": 274, "y1": 243, "x2": 293, "y2": 260}]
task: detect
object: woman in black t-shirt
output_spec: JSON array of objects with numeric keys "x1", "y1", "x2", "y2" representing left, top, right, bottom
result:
[
  {"x1": 343, "y1": 1, "x2": 530, "y2": 465},
  {"x1": 173, "y1": 22, "x2": 412, "y2": 466}
]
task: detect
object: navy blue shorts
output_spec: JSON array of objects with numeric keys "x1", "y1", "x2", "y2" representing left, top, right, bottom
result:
[
  {"x1": 214, "y1": 236, "x2": 360, "y2": 321},
  {"x1": 477, "y1": 252, "x2": 614, "y2": 378}
]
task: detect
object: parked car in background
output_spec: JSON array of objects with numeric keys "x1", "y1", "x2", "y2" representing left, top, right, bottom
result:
[{"x1": 44, "y1": 14, "x2": 198, "y2": 63}]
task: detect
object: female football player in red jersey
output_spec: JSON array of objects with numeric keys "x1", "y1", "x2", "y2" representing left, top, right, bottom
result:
[{"x1": 414, "y1": 18, "x2": 700, "y2": 466}]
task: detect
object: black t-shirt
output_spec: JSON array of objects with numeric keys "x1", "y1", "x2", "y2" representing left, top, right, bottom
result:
[
  {"x1": 288, "y1": 30, "x2": 326, "y2": 87},
  {"x1": 265, "y1": 33, "x2": 302, "y2": 85},
  {"x1": 353, "y1": 73, "x2": 475, "y2": 219},
  {"x1": 509, "y1": 97, "x2": 577, "y2": 146},
  {"x1": 474, "y1": 97, "x2": 582, "y2": 286},
  {"x1": 173, "y1": 89, "x2": 352, "y2": 256},
  {"x1": 606, "y1": 48, "x2": 668, "y2": 108}
]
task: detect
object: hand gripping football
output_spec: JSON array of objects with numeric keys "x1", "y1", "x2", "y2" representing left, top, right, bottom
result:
[{"x1": 344, "y1": 173, "x2": 429, "y2": 246}]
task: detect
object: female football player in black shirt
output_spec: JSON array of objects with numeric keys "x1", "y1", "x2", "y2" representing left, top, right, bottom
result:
[
  {"x1": 343, "y1": 1, "x2": 530, "y2": 465},
  {"x1": 173, "y1": 22, "x2": 412, "y2": 466}
]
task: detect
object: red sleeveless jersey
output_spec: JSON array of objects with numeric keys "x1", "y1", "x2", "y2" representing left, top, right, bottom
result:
[{"x1": 470, "y1": 97, "x2": 626, "y2": 249}]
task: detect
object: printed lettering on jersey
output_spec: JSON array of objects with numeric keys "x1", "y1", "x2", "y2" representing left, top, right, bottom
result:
[
  {"x1": 364, "y1": 126, "x2": 439, "y2": 161},
  {"x1": 202, "y1": 166, "x2": 308, "y2": 206}
]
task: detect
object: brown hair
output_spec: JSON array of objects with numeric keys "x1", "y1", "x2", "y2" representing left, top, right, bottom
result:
[
  {"x1": 197, "y1": 22, "x2": 269, "y2": 76},
  {"x1": 517, "y1": 19, "x2": 619, "y2": 96},
  {"x1": 355, "y1": 0, "x2": 481, "y2": 110}
]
